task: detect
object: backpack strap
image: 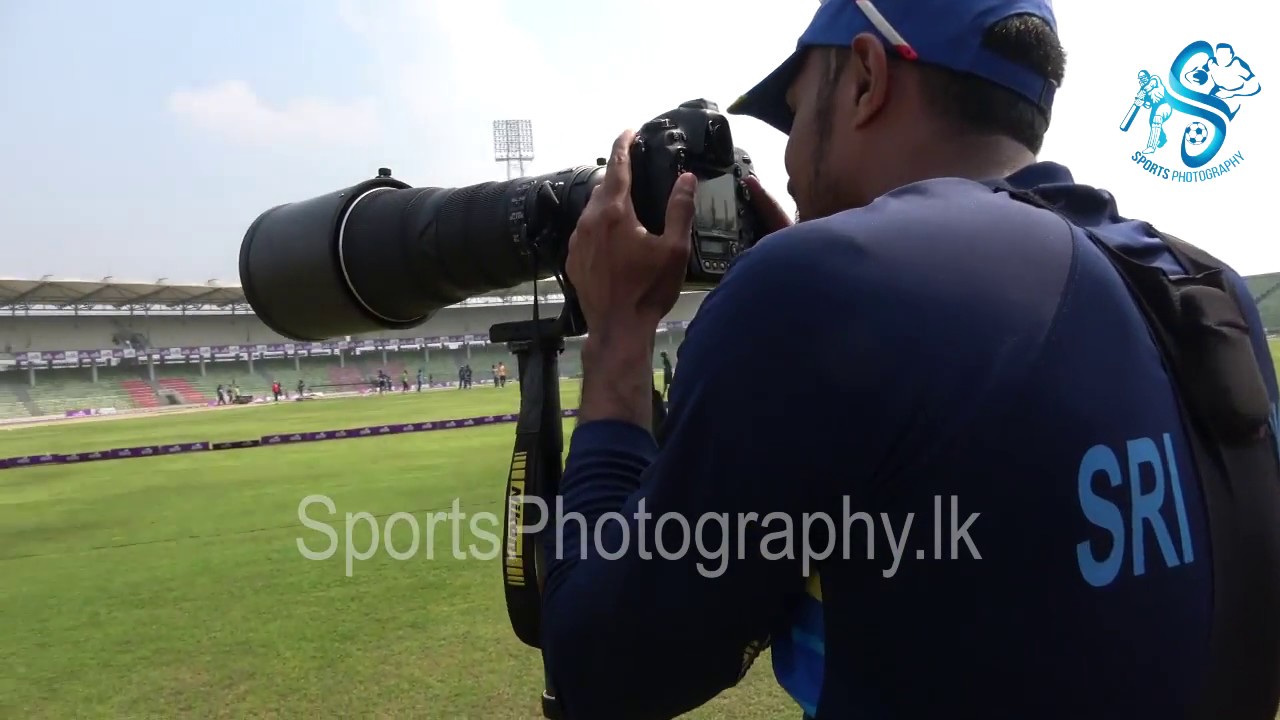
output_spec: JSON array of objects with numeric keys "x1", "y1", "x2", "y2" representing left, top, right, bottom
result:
[{"x1": 991, "y1": 182, "x2": 1280, "y2": 720}]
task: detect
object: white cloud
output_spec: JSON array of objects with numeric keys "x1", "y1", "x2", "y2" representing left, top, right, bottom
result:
[
  {"x1": 332, "y1": 0, "x2": 813, "y2": 189},
  {"x1": 166, "y1": 80, "x2": 380, "y2": 147},
  {"x1": 333, "y1": 0, "x2": 578, "y2": 186}
]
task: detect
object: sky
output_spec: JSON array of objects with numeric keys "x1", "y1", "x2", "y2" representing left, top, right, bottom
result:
[{"x1": 0, "y1": 0, "x2": 1275, "y2": 284}]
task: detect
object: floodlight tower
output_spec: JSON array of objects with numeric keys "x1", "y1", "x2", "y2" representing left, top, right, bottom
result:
[{"x1": 493, "y1": 119, "x2": 535, "y2": 180}]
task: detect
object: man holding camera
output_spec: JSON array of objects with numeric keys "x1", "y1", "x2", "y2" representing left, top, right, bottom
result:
[{"x1": 542, "y1": 1, "x2": 1280, "y2": 719}]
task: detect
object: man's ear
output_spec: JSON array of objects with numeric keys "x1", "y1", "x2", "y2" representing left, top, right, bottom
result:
[{"x1": 849, "y1": 33, "x2": 890, "y2": 128}]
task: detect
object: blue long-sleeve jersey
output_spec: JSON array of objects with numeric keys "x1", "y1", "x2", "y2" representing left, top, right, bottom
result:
[{"x1": 541, "y1": 162, "x2": 1279, "y2": 719}]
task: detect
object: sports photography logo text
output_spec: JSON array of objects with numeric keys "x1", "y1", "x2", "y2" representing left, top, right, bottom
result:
[
  {"x1": 1120, "y1": 40, "x2": 1261, "y2": 183},
  {"x1": 295, "y1": 494, "x2": 983, "y2": 579}
]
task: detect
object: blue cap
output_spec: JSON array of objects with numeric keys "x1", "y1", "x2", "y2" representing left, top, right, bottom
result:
[{"x1": 728, "y1": 0, "x2": 1058, "y2": 133}]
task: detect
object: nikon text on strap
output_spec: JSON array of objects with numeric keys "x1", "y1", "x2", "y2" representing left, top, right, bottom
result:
[{"x1": 991, "y1": 183, "x2": 1280, "y2": 720}]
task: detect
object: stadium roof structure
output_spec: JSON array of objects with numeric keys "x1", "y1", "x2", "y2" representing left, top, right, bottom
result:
[
  {"x1": 0, "y1": 276, "x2": 569, "y2": 315},
  {"x1": 0, "y1": 277, "x2": 248, "y2": 314}
]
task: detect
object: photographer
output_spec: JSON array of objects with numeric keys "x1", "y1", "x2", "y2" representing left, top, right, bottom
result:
[{"x1": 541, "y1": 1, "x2": 1280, "y2": 719}]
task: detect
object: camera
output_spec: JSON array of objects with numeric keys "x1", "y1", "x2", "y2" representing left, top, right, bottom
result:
[
  {"x1": 238, "y1": 99, "x2": 761, "y2": 342},
  {"x1": 630, "y1": 99, "x2": 759, "y2": 283}
]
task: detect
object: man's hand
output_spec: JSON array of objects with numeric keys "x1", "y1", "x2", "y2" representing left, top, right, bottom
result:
[
  {"x1": 567, "y1": 129, "x2": 696, "y2": 428},
  {"x1": 744, "y1": 175, "x2": 793, "y2": 234},
  {"x1": 567, "y1": 129, "x2": 696, "y2": 338}
]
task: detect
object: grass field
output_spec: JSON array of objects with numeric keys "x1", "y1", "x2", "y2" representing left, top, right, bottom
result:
[
  {"x1": 3, "y1": 343, "x2": 1280, "y2": 719},
  {"x1": 0, "y1": 384, "x2": 795, "y2": 719}
]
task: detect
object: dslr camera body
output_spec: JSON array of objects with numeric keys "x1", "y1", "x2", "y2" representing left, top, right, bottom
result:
[{"x1": 630, "y1": 99, "x2": 760, "y2": 288}]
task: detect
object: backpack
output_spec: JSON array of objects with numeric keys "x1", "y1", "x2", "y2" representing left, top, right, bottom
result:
[{"x1": 990, "y1": 182, "x2": 1280, "y2": 719}]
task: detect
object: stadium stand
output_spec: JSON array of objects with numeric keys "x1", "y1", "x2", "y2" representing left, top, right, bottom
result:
[
  {"x1": 156, "y1": 377, "x2": 207, "y2": 404},
  {"x1": 0, "y1": 277, "x2": 695, "y2": 419},
  {"x1": 2, "y1": 367, "x2": 133, "y2": 417},
  {"x1": 117, "y1": 379, "x2": 160, "y2": 409},
  {"x1": 1246, "y1": 272, "x2": 1280, "y2": 331},
  {"x1": 3, "y1": 265, "x2": 1273, "y2": 422},
  {"x1": 0, "y1": 382, "x2": 34, "y2": 419},
  {"x1": 1, "y1": 268, "x2": 1272, "y2": 421}
]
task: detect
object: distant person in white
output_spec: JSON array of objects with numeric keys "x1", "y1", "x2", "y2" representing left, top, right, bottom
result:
[{"x1": 1184, "y1": 43, "x2": 1260, "y2": 115}]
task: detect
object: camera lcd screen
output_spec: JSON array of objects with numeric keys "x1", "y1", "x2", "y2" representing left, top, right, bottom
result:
[
  {"x1": 695, "y1": 175, "x2": 739, "y2": 239},
  {"x1": 700, "y1": 239, "x2": 728, "y2": 255}
]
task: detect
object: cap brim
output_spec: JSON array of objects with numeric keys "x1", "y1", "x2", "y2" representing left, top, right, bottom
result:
[{"x1": 727, "y1": 50, "x2": 805, "y2": 135}]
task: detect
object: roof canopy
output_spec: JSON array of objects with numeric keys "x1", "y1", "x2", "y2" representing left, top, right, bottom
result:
[
  {"x1": 0, "y1": 276, "x2": 563, "y2": 314},
  {"x1": 0, "y1": 277, "x2": 245, "y2": 311}
]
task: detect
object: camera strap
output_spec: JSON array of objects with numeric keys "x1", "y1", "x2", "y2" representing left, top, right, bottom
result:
[
  {"x1": 495, "y1": 313, "x2": 569, "y2": 655},
  {"x1": 987, "y1": 181, "x2": 1280, "y2": 719},
  {"x1": 499, "y1": 322, "x2": 671, "y2": 720}
]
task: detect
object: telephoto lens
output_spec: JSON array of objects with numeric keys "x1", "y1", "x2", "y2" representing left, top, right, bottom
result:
[{"x1": 239, "y1": 166, "x2": 604, "y2": 342}]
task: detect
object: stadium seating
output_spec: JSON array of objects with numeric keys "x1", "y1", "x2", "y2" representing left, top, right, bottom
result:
[
  {"x1": 150, "y1": 362, "x2": 274, "y2": 402},
  {"x1": 4, "y1": 368, "x2": 142, "y2": 417},
  {"x1": 0, "y1": 290, "x2": 705, "y2": 416},
  {"x1": 0, "y1": 383, "x2": 35, "y2": 419},
  {"x1": 157, "y1": 378, "x2": 208, "y2": 404},
  {"x1": 117, "y1": 379, "x2": 160, "y2": 409},
  {"x1": 4, "y1": 265, "x2": 1276, "y2": 423},
  {"x1": 0, "y1": 329, "x2": 693, "y2": 419},
  {"x1": 1247, "y1": 272, "x2": 1280, "y2": 331},
  {"x1": 326, "y1": 365, "x2": 364, "y2": 387}
]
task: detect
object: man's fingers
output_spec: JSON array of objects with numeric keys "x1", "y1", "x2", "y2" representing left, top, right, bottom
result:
[
  {"x1": 744, "y1": 175, "x2": 793, "y2": 234},
  {"x1": 599, "y1": 129, "x2": 637, "y2": 201},
  {"x1": 661, "y1": 173, "x2": 697, "y2": 251},
  {"x1": 565, "y1": 231, "x2": 583, "y2": 283}
]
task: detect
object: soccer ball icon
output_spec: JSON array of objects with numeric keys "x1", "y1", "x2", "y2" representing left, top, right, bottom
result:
[{"x1": 1184, "y1": 121, "x2": 1210, "y2": 147}]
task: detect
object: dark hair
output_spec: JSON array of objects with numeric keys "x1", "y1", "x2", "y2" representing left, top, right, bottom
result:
[
  {"x1": 819, "y1": 14, "x2": 1066, "y2": 154},
  {"x1": 913, "y1": 14, "x2": 1066, "y2": 153}
]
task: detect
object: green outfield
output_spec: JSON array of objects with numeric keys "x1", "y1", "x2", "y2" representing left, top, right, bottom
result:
[
  {"x1": 0, "y1": 384, "x2": 793, "y2": 719},
  {"x1": 3, "y1": 344, "x2": 1280, "y2": 719}
]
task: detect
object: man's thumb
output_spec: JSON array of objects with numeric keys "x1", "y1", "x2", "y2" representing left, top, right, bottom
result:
[{"x1": 662, "y1": 173, "x2": 697, "y2": 241}]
